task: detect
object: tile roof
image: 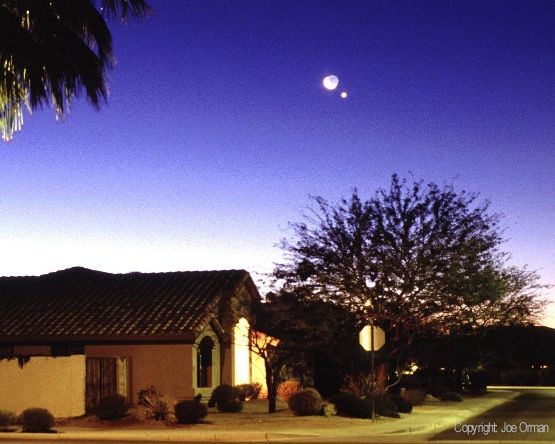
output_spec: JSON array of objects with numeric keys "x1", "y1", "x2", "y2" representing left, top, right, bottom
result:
[{"x1": 0, "y1": 267, "x2": 256, "y2": 342}]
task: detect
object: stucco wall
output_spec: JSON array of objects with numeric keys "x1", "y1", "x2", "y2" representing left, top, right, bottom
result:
[
  {"x1": 85, "y1": 344, "x2": 194, "y2": 403},
  {"x1": 0, "y1": 355, "x2": 85, "y2": 417},
  {"x1": 251, "y1": 349, "x2": 267, "y2": 397}
]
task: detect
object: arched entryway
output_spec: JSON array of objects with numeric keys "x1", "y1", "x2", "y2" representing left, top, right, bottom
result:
[
  {"x1": 197, "y1": 336, "x2": 214, "y2": 388},
  {"x1": 194, "y1": 325, "x2": 220, "y2": 396}
]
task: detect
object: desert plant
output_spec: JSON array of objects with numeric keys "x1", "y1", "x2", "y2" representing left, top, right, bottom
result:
[
  {"x1": 236, "y1": 383, "x2": 262, "y2": 401},
  {"x1": 342, "y1": 374, "x2": 374, "y2": 398},
  {"x1": 137, "y1": 386, "x2": 158, "y2": 406},
  {"x1": 288, "y1": 388, "x2": 323, "y2": 416},
  {"x1": 19, "y1": 408, "x2": 55, "y2": 433},
  {"x1": 277, "y1": 380, "x2": 301, "y2": 402},
  {"x1": 440, "y1": 392, "x2": 463, "y2": 402},
  {"x1": 0, "y1": 410, "x2": 17, "y2": 431},
  {"x1": 401, "y1": 387, "x2": 427, "y2": 406},
  {"x1": 175, "y1": 396, "x2": 208, "y2": 424},
  {"x1": 322, "y1": 402, "x2": 337, "y2": 417},
  {"x1": 208, "y1": 384, "x2": 243, "y2": 412},
  {"x1": 147, "y1": 395, "x2": 174, "y2": 421},
  {"x1": 96, "y1": 394, "x2": 128, "y2": 420},
  {"x1": 329, "y1": 392, "x2": 372, "y2": 419}
]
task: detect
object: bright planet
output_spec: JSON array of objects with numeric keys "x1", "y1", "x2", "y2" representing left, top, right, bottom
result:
[{"x1": 322, "y1": 75, "x2": 339, "y2": 91}]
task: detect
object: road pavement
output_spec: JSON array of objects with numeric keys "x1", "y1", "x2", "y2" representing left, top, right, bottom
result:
[{"x1": 430, "y1": 387, "x2": 555, "y2": 442}]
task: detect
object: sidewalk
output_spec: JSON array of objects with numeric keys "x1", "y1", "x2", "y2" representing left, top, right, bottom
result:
[{"x1": 0, "y1": 389, "x2": 518, "y2": 443}]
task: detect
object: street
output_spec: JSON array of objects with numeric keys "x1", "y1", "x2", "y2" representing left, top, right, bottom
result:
[{"x1": 431, "y1": 388, "x2": 555, "y2": 441}]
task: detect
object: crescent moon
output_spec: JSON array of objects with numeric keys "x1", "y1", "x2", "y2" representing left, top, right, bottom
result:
[{"x1": 322, "y1": 75, "x2": 339, "y2": 91}]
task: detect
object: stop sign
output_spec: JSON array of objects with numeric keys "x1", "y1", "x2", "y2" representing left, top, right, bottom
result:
[{"x1": 359, "y1": 325, "x2": 385, "y2": 351}]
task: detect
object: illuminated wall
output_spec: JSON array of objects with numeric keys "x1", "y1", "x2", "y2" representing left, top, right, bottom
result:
[
  {"x1": 0, "y1": 355, "x2": 85, "y2": 417},
  {"x1": 233, "y1": 317, "x2": 251, "y2": 385},
  {"x1": 251, "y1": 344, "x2": 267, "y2": 397}
]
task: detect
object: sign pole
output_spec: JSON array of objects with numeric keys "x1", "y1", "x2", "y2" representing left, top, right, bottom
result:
[{"x1": 370, "y1": 317, "x2": 375, "y2": 422}]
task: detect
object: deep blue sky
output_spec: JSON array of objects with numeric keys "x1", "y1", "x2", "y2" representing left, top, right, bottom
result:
[{"x1": 1, "y1": 1, "x2": 554, "y2": 325}]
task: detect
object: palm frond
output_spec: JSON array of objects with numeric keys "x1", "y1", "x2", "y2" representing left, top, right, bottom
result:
[
  {"x1": 100, "y1": 0, "x2": 152, "y2": 20},
  {"x1": 0, "y1": 0, "x2": 151, "y2": 141}
]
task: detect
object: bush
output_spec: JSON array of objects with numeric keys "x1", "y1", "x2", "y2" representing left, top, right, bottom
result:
[
  {"x1": 430, "y1": 380, "x2": 452, "y2": 399},
  {"x1": 322, "y1": 403, "x2": 337, "y2": 417},
  {"x1": 175, "y1": 397, "x2": 208, "y2": 424},
  {"x1": 465, "y1": 371, "x2": 488, "y2": 392},
  {"x1": 0, "y1": 410, "x2": 17, "y2": 431},
  {"x1": 96, "y1": 394, "x2": 128, "y2": 420},
  {"x1": 288, "y1": 388, "x2": 323, "y2": 416},
  {"x1": 374, "y1": 392, "x2": 400, "y2": 418},
  {"x1": 401, "y1": 388, "x2": 427, "y2": 406},
  {"x1": 440, "y1": 392, "x2": 463, "y2": 402},
  {"x1": 208, "y1": 384, "x2": 243, "y2": 412},
  {"x1": 329, "y1": 392, "x2": 372, "y2": 419},
  {"x1": 19, "y1": 408, "x2": 55, "y2": 433},
  {"x1": 236, "y1": 383, "x2": 262, "y2": 401},
  {"x1": 277, "y1": 380, "x2": 301, "y2": 402},
  {"x1": 219, "y1": 399, "x2": 243, "y2": 413},
  {"x1": 391, "y1": 395, "x2": 413, "y2": 413}
]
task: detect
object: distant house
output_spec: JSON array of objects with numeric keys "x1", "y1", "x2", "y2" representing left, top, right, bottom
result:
[{"x1": 0, "y1": 267, "x2": 264, "y2": 417}]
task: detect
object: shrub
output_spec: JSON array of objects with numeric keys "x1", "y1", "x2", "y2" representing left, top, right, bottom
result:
[
  {"x1": 277, "y1": 380, "x2": 301, "y2": 402},
  {"x1": 19, "y1": 408, "x2": 55, "y2": 433},
  {"x1": 208, "y1": 384, "x2": 243, "y2": 412},
  {"x1": 374, "y1": 392, "x2": 400, "y2": 418},
  {"x1": 288, "y1": 388, "x2": 323, "y2": 416},
  {"x1": 440, "y1": 392, "x2": 463, "y2": 402},
  {"x1": 401, "y1": 388, "x2": 427, "y2": 406},
  {"x1": 465, "y1": 371, "x2": 488, "y2": 392},
  {"x1": 146, "y1": 396, "x2": 174, "y2": 421},
  {"x1": 329, "y1": 392, "x2": 372, "y2": 419},
  {"x1": 137, "y1": 386, "x2": 158, "y2": 406},
  {"x1": 236, "y1": 383, "x2": 262, "y2": 401},
  {"x1": 219, "y1": 399, "x2": 243, "y2": 413},
  {"x1": 342, "y1": 374, "x2": 374, "y2": 398},
  {"x1": 430, "y1": 381, "x2": 451, "y2": 399},
  {"x1": 96, "y1": 394, "x2": 128, "y2": 420},
  {"x1": 0, "y1": 410, "x2": 17, "y2": 431},
  {"x1": 391, "y1": 395, "x2": 413, "y2": 413},
  {"x1": 175, "y1": 397, "x2": 208, "y2": 424},
  {"x1": 322, "y1": 403, "x2": 337, "y2": 417}
]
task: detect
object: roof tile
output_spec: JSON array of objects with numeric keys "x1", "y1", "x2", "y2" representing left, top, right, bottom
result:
[{"x1": 0, "y1": 267, "x2": 252, "y2": 341}]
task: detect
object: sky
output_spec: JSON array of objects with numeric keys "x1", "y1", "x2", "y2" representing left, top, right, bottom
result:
[{"x1": 1, "y1": 0, "x2": 554, "y2": 326}]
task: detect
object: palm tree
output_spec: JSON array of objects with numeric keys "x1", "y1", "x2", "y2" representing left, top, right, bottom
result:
[{"x1": 0, "y1": 0, "x2": 151, "y2": 141}]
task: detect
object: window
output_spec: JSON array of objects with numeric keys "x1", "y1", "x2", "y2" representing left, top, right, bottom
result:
[{"x1": 197, "y1": 336, "x2": 214, "y2": 387}]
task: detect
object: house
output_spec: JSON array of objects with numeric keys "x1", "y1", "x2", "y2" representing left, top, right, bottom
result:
[{"x1": 0, "y1": 267, "x2": 265, "y2": 417}]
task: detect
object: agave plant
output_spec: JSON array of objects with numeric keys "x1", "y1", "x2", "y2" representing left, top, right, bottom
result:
[{"x1": 0, "y1": 0, "x2": 151, "y2": 141}]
